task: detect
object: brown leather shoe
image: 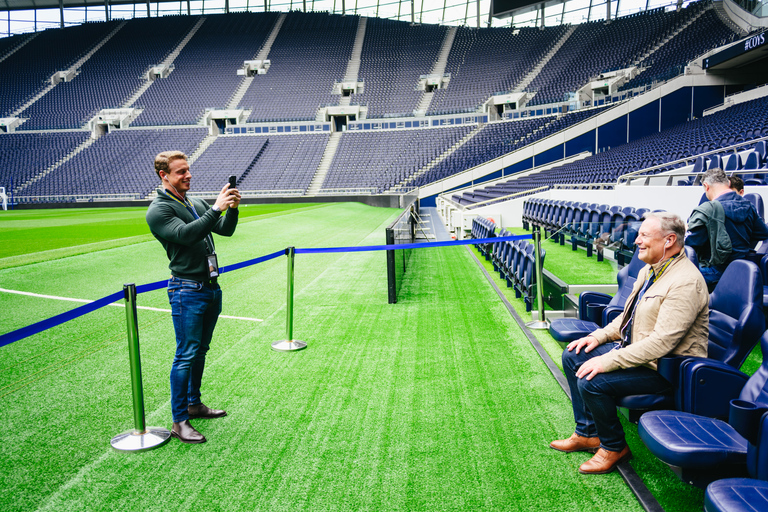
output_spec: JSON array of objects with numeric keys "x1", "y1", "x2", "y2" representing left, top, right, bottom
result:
[
  {"x1": 550, "y1": 433, "x2": 600, "y2": 453},
  {"x1": 579, "y1": 446, "x2": 632, "y2": 474},
  {"x1": 171, "y1": 420, "x2": 206, "y2": 444},
  {"x1": 188, "y1": 403, "x2": 227, "y2": 419}
]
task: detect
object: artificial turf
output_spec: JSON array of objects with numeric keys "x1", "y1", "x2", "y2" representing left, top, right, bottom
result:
[{"x1": 0, "y1": 203, "x2": 746, "y2": 511}]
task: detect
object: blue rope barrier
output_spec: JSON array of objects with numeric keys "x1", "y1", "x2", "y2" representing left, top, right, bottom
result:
[
  {"x1": 294, "y1": 234, "x2": 532, "y2": 254},
  {"x1": 0, "y1": 235, "x2": 531, "y2": 348},
  {"x1": 219, "y1": 248, "x2": 285, "y2": 274},
  {"x1": 0, "y1": 290, "x2": 125, "y2": 348}
]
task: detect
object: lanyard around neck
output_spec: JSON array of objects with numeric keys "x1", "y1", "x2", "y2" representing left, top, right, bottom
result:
[{"x1": 160, "y1": 189, "x2": 215, "y2": 254}]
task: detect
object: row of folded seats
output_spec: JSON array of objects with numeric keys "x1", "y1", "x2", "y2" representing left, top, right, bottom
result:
[
  {"x1": 550, "y1": 247, "x2": 768, "y2": 511},
  {"x1": 522, "y1": 198, "x2": 649, "y2": 265},
  {"x1": 470, "y1": 217, "x2": 544, "y2": 312},
  {"x1": 679, "y1": 141, "x2": 768, "y2": 186}
]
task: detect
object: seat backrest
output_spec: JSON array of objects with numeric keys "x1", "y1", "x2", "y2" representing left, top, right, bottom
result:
[
  {"x1": 745, "y1": 193, "x2": 765, "y2": 220},
  {"x1": 724, "y1": 153, "x2": 740, "y2": 171},
  {"x1": 623, "y1": 213, "x2": 643, "y2": 248},
  {"x1": 744, "y1": 151, "x2": 760, "y2": 171},
  {"x1": 693, "y1": 155, "x2": 705, "y2": 174},
  {"x1": 708, "y1": 155, "x2": 722, "y2": 170},
  {"x1": 740, "y1": 332, "x2": 768, "y2": 408},
  {"x1": 684, "y1": 245, "x2": 699, "y2": 268},
  {"x1": 708, "y1": 260, "x2": 765, "y2": 368},
  {"x1": 607, "y1": 248, "x2": 646, "y2": 309},
  {"x1": 755, "y1": 141, "x2": 767, "y2": 161},
  {"x1": 740, "y1": 332, "x2": 768, "y2": 481}
]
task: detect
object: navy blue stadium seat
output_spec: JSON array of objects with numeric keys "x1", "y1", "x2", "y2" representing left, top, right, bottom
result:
[
  {"x1": 549, "y1": 247, "x2": 645, "y2": 343},
  {"x1": 705, "y1": 406, "x2": 768, "y2": 512},
  {"x1": 616, "y1": 259, "x2": 764, "y2": 420},
  {"x1": 638, "y1": 330, "x2": 768, "y2": 489}
]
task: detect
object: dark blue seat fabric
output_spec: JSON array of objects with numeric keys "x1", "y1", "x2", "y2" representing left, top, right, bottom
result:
[
  {"x1": 705, "y1": 479, "x2": 768, "y2": 512},
  {"x1": 707, "y1": 260, "x2": 765, "y2": 368},
  {"x1": 705, "y1": 406, "x2": 768, "y2": 511},
  {"x1": 640, "y1": 411, "x2": 748, "y2": 469},
  {"x1": 549, "y1": 248, "x2": 644, "y2": 342},
  {"x1": 745, "y1": 193, "x2": 765, "y2": 220},
  {"x1": 638, "y1": 331, "x2": 768, "y2": 488}
]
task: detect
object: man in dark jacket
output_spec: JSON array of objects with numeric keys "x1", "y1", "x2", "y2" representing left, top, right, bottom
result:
[
  {"x1": 146, "y1": 150, "x2": 240, "y2": 444},
  {"x1": 686, "y1": 167, "x2": 768, "y2": 288}
]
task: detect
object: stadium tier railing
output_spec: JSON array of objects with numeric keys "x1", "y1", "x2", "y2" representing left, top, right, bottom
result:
[
  {"x1": 15, "y1": 193, "x2": 144, "y2": 204},
  {"x1": 617, "y1": 134, "x2": 768, "y2": 186}
]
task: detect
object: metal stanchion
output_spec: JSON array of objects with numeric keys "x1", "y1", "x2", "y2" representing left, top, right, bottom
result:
[
  {"x1": 272, "y1": 247, "x2": 307, "y2": 352},
  {"x1": 111, "y1": 284, "x2": 171, "y2": 452},
  {"x1": 526, "y1": 227, "x2": 551, "y2": 330}
]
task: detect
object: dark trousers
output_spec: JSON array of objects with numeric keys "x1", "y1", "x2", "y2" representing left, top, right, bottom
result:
[
  {"x1": 562, "y1": 342, "x2": 672, "y2": 452},
  {"x1": 168, "y1": 277, "x2": 222, "y2": 423}
]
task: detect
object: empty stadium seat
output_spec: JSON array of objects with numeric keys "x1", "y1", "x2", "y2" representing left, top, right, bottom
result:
[
  {"x1": 638, "y1": 330, "x2": 768, "y2": 488},
  {"x1": 617, "y1": 259, "x2": 764, "y2": 421},
  {"x1": 549, "y1": 248, "x2": 645, "y2": 343},
  {"x1": 704, "y1": 405, "x2": 768, "y2": 511}
]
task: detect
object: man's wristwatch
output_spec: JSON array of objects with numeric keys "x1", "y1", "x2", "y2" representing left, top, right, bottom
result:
[{"x1": 211, "y1": 205, "x2": 221, "y2": 214}]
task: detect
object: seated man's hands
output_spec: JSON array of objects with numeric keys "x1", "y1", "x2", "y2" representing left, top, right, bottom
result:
[{"x1": 568, "y1": 335, "x2": 605, "y2": 381}]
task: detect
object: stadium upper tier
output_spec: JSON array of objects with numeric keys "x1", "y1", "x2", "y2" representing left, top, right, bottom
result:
[
  {"x1": 0, "y1": 3, "x2": 741, "y2": 127},
  {"x1": 1, "y1": 1, "x2": 761, "y2": 203}
]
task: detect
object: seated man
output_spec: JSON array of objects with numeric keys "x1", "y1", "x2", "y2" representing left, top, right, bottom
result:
[
  {"x1": 729, "y1": 175, "x2": 745, "y2": 196},
  {"x1": 687, "y1": 168, "x2": 768, "y2": 288},
  {"x1": 550, "y1": 212, "x2": 709, "y2": 474}
]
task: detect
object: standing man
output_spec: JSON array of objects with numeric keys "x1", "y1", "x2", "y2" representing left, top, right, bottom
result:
[
  {"x1": 146, "y1": 151, "x2": 241, "y2": 444},
  {"x1": 550, "y1": 212, "x2": 709, "y2": 474},
  {"x1": 687, "y1": 168, "x2": 768, "y2": 289}
]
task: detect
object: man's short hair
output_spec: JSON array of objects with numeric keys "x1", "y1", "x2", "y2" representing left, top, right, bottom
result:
[
  {"x1": 154, "y1": 151, "x2": 187, "y2": 180},
  {"x1": 643, "y1": 211, "x2": 686, "y2": 249},
  {"x1": 729, "y1": 175, "x2": 745, "y2": 193},
  {"x1": 702, "y1": 167, "x2": 730, "y2": 187}
]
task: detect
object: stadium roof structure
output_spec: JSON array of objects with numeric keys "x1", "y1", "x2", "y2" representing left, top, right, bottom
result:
[{"x1": 0, "y1": 0, "x2": 695, "y2": 37}]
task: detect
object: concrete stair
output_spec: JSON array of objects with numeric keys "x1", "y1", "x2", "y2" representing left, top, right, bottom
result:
[
  {"x1": 399, "y1": 124, "x2": 484, "y2": 187},
  {"x1": 12, "y1": 21, "x2": 127, "y2": 118},
  {"x1": 515, "y1": 25, "x2": 576, "y2": 93},
  {"x1": 14, "y1": 136, "x2": 97, "y2": 194},
  {"x1": 417, "y1": 26, "x2": 457, "y2": 113},
  {"x1": 343, "y1": 17, "x2": 367, "y2": 82},
  {"x1": 126, "y1": 16, "x2": 207, "y2": 108},
  {"x1": 0, "y1": 32, "x2": 38, "y2": 65},
  {"x1": 306, "y1": 132, "x2": 342, "y2": 195},
  {"x1": 227, "y1": 12, "x2": 287, "y2": 109}
]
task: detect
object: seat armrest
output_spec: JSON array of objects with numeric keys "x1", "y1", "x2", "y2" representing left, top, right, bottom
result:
[
  {"x1": 729, "y1": 400, "x2": 768, "y2": 445},
  {"x1": 578, "y1": 292, "x2": 612, "y2": 322},
  {"x1": 602, "y1": 305, "x2": 623, "y2": 325},
  {"x1": 656, "y1": 356, "x2": 687, "y2": 385},
  {"x1": 679, "y1": 358, "x2": 749, "y2": 419}
]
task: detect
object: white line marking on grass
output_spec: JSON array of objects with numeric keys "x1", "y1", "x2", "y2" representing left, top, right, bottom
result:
[{"x1": 0, "y1": 288, "x2": 263, "y2": 322}]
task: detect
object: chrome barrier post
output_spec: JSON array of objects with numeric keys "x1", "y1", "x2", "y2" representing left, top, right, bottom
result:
[
  {"x1": 111, "y1": 284, "x2": 171, "y2": 451},
  {"x1": 526, "y1": 227, "x2": 551, "y2": 330},
  {"x1": 272, "y1": 247, "x2": 307, "y2": 352}
]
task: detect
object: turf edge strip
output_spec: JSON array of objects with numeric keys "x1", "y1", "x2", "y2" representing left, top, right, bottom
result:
[{"x1": 466, "y1": 245, "x2": 665, "y2": 512}]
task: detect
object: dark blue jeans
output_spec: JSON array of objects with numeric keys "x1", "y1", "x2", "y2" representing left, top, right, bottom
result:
[
  {"x1": 562, "y1": 342, "x2": 672, "y2": 452},
  {"x1": 168, "y1": 277, "x2": 222, "y2": 423},
  {"x1": 698, "y1": 265, "x2": 723, "y2": 289}
]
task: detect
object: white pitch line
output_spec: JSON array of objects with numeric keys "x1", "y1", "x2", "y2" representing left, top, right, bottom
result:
[{"x1": 0, "y1": 288, "x2": 263, "y2": 322}]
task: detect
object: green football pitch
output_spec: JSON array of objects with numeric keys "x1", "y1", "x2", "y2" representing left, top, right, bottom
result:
[{"x1": 0, "y1": 203, "x2": 725, "y2": 511}]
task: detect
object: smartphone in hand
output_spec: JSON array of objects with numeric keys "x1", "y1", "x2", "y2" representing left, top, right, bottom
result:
[{"x1": 229, "y1": 175, "x2": 237, "y2": 190}]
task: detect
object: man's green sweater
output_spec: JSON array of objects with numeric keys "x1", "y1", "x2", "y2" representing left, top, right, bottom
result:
[{"x1": 146, "y1": 187, "x2": 239, "y2": 282}]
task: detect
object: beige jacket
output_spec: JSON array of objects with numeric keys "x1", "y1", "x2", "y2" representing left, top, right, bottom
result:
[{"x1": 591, "y1": 251, "x2": 709, "y2": 372}]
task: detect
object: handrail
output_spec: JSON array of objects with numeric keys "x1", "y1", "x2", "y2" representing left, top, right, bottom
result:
[
  {"x1": 616, "y1": 134, "x2": 768, "y2": 185},
  {"x1": 465, "y1": 186, "x2": 549, "y2": 210}
]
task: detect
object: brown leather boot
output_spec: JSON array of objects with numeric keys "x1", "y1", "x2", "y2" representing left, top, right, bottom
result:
[
  {"x1": 171, "y1": 420, "x2": 206, "y2": 444},
  {"x1": 578, "y1": 446, "x2": 632, "y2": 474},
  {"x1": 188, "y1": 403, "x2": 227, "y2": 419},
  {"x1": 550, "y1": 433, "x2": 600, "y2": 453}
]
